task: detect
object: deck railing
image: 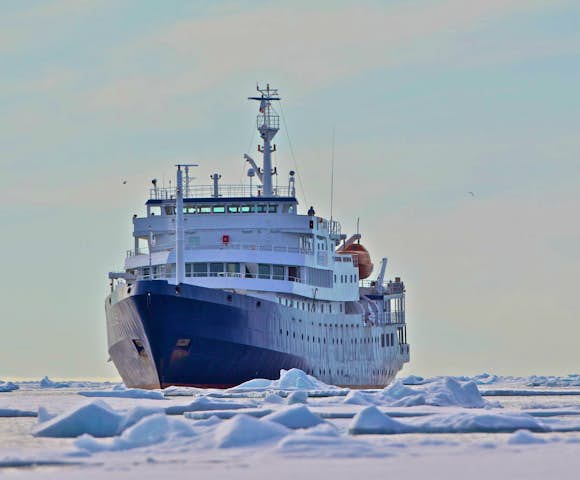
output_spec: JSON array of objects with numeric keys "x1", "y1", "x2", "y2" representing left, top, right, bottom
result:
[
  {"x1": 149, "y1": 184, "x2": 294, "y2": 200},
  {"x1": 127, "y1": 243, "x2": 314, "y2": 258}
]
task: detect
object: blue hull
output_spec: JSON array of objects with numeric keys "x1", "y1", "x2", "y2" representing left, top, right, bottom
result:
[{"x1": 106, "y1": 280, "x2": 409, "y2": 388}]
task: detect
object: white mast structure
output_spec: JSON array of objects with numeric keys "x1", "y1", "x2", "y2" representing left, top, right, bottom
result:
[
  {"x1": 175, "y1": 163, "x2": 198, "y2": 285},
  {"x1": 247, "y1": 84, "x2": 280, "y2": 197}
]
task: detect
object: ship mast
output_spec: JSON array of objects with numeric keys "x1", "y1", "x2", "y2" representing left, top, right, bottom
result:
[
  {"x1": 175, "y1": 163, "x2": 198, "y2": 285},
  {"x1": 248, "y1": 84, "x2": 280, "y2": 197}
]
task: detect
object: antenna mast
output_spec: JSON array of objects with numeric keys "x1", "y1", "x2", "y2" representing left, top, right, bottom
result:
[
  {"x1": 248, "y1": 84, "x2": 280, "y2": 197},
  {"x1": 330, "y1": 126, "x2": 336, "y2": 223}
]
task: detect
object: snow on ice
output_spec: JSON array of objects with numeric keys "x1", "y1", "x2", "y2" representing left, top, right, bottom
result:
[
  {"x1": 213, "y1": 414, "x2": 289, "y2": 448},
  {"x1": 263, "y1": 405, "x2": 325, "y2": 429},
  {"x1": 2, "y1": 369, "x2": 580, "y2": 479}
]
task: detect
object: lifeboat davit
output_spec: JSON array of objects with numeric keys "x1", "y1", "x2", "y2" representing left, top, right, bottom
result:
[{"x1": 338, "y1": 243, "x2": 374, "y2": 280}]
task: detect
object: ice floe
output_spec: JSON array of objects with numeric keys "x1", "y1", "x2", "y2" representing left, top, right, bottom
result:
[
  {"x1": 349, "y1": 406, "x2": 407, "y2": 434},
  {"x1": 184, "y1": 409, "x2": 273, "y2": 420},
  {"x1": 527, "y1": 374, "x2": 580, "y2": 388},
  {"x1": 263, "y1": 393, "x2": 285, "y2": 404},
  {"x1": 342, "y1": 390, "x2": 374, "y2": 405},
  {"x1": 75, "y1": 413, "x2": 196, "y2": 452},
  {"x1": 0, "y1": 408, "x2": 36, "y2": 417},
  {"x1": 230, "y1": 368, "x2": 338, "y2": 393},
  {"x1": 34, "y1": 401, "x2": 123, "y2": 438},
  {"x1": 79, "y1": 387, "x2": 165, "y2": 400},
  {"x1": 39, "y1": 376, "x2": 71, "y2": 389},
  {"x1": 116, "y1": 406, "x2": 165, "y2": 431},
  {"x1": 381, "y1": 377, "x2": 487, "y2": 408},
  {"x1": 401, "y1": 375, "x2": 428, "y2": 385},
  {"x1": 166, "y1": 396, "x2": 257, "y2": 415},
  {"x1": 287, "y1": 390, "x2": 308, "y2": 404},
  {"x1": 507, "y1": 429, "x2": 547, "y2": 445},
  {"x1": 407, "y1": 411, "x2": 546, "y2": 433},
  {"x1": 213, "y1": 414, "x2": 289, "y2": 448},
  {"x1": 0, "y1": 381, "x2": 19, "y2": 392},
  {"x1": 263, "y1": 405, "x2": 325, "y2": 429}
]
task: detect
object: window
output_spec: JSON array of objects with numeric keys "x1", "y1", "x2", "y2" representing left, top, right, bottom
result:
[
  {"x1": 187, "y1": 235, "x2": 200, "y2": 248},
  {"x1": 240, "y1": 205, "x2": 252, "y2": 213},
  {"x1": 272, "y1": 265, "x2": 285, "y2": 280},
  {"x1": 209, "y1": 263, "x2": 223, "y2": 277},
  {"x1": 200, "y1": 206, "x2": 211, "y2": 214},
  {"x1": 268, "y1": 204, "x2": 277, "y2": 213},
  {"x1": 258, "y1": 264, "x2": 271, "y2": 279},
  {"x1": 288, "y1": 266, "x2": 300, "y2": 282},
  {"x1": 228, "y1": 205, "x2": 239, "y2": 213},
  {"x1": 212, "y1": 206, "x2": 225, "y2": 213},
  {"x1": 226, "y1": 263, "x2": 240, "y2": 276},
  {"x1": 256, "y1": 204, "x2": 267, "y2": 213},
  {"x1": 192, "y1": 263, "x2": 207, "y2": 277}
]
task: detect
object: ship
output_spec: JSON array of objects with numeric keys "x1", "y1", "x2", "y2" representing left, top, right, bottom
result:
[{"x1": 105, "y1": 85, "x2": 409, "y2": 389}]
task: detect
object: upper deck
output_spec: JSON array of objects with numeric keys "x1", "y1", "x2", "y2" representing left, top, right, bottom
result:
[{"x1": 148, "y1": 184, "x2": 295, "y2": 202}]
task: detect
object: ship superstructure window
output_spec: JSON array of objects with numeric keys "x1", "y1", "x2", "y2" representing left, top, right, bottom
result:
[
  {"x1": 226, "y1": 263, "x2": 240, "y2": 276},
  {"x1": 240, "y1": 205, "x2": 252, "y2": 213},
  {"x1": 213, "y1": 206, "x2": 225, "y2": 213},
  {"x1": 256, "y1": 204, "x2": 267, "y2": 213},
  {"x1": 210, "y1": 263, "x2": 223, "y2": 277},
  {"x1": 272, "y1": 265, "x2": 285, "y2": 280},
  {"x1": 228, "y1": 206, "x2": 239, "y2": 213},
  {"x1": 200, "y1": 206, "x2": 211, "y2": 214},
  {"x1": 258, "y1": 264, "x2": 271, "y2": 279}
]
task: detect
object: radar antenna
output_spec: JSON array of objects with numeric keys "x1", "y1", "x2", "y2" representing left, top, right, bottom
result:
[{"x1": 248, "y1": 84, "x2": 280, "y2": 197}]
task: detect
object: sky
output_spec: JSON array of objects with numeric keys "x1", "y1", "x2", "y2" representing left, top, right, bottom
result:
[{"x1": 1, "y1": 0, "x2": 579, "y2": 380}]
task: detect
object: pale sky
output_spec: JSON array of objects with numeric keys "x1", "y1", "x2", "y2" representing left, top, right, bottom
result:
[{"x1": 1, "y1": 0, "x2": 579, "y2": 379}]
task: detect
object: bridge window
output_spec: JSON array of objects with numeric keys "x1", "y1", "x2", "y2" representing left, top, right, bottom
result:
[
  {"x1": 240, "y1": 205, "x2": 252, "y2": 213},
  {"x1": 200, "y1": 206, "x2": 211, "y2": 214},
  {"x1": 212, "y1": 206, "x2": 225, "y2": 213},
  {"x1": 256, "y1": 204, "x2": 267, "y2": 213},
  {"x1": 268, "y1": 205, "x2": 278, "y2": 213},
  {"x1": 228, "y1": 205, "x2": 239, "y2": 213}
]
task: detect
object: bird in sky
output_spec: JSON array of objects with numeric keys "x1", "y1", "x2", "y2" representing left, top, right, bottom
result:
[
  {"x1": 122, "y1": 180, "x2": 127, "y2": 185},
  {"x1": 468, "y1": 191, "x2": 475, "y2": 197}
]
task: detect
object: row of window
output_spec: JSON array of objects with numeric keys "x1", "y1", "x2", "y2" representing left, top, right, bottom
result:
[
  {"x1": 278, "y1": 328, "x2": 400, "y2": 347},
  {"x1": 314, "y1": 367, "x2": 396, "y2": 378},
  {"x1": 334, "y1": 273, "x2": 357, "y2": 284},
  {"x1": 154, "y1": 203, "x2": 295, "y2": 216},
  {"x1": 183, "y1": 262, "x2": 300, "y2": 281},
  {"x1": 279, "y1": 297, "x2": 342, "y2": 313}
]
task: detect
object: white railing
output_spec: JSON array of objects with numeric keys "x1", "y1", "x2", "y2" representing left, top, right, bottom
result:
[
  {"x1": 149, "y1": 184, "x2": 294, "y2": 200},
  {"x1": 136, "y1": 270, "x2": 304, "y2": 284},
  {"x1": 127, "y1": 243, "x2": 314, "y2": 258}
]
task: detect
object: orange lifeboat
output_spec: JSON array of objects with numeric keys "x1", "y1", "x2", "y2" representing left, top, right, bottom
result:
[{"x1": 338, "y1": 243, "x2": 374, "y2": 280}]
